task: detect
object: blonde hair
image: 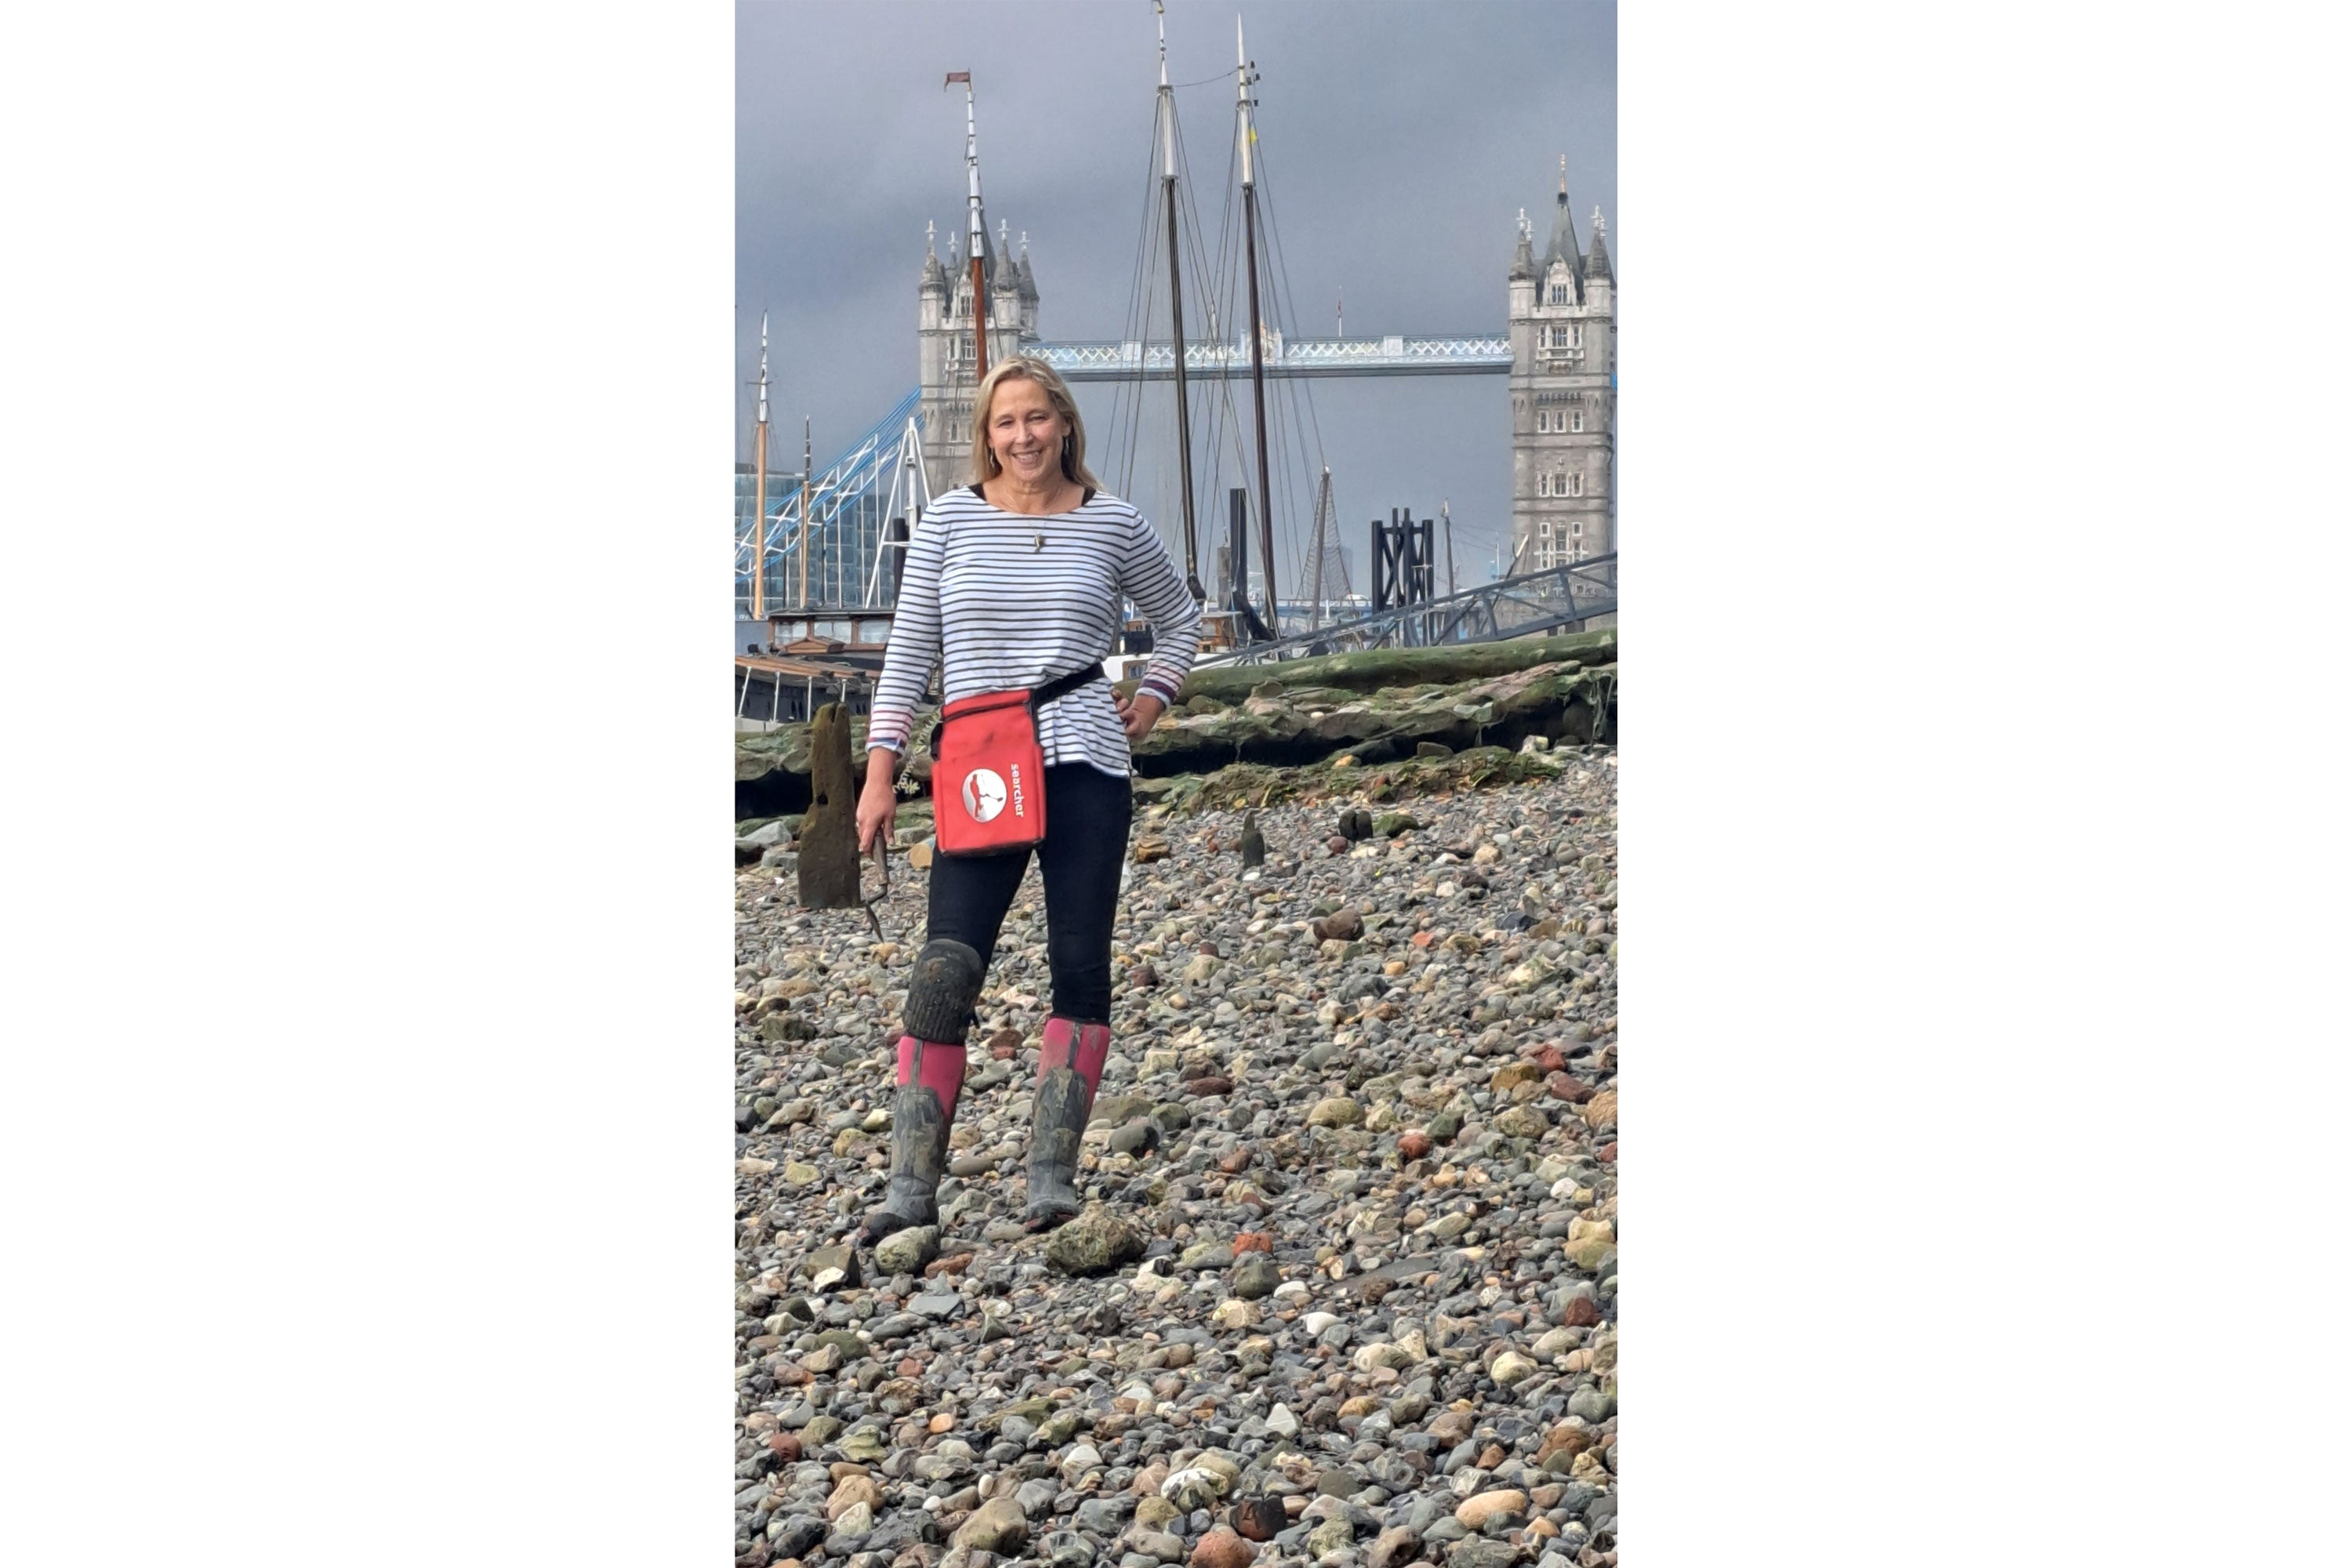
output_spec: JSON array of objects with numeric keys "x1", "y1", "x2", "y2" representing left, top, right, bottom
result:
[{"x1": 968, "y1": 356, "x2": 1102, "y2": 491}]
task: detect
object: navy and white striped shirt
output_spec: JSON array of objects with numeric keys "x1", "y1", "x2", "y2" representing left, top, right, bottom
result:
[{"x1": 868, "y1": 485, "x2": 1203, "y2": 779}]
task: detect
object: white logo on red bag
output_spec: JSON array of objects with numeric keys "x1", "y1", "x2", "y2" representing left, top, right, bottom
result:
[
  {"x1": 1009, "y1": 763, "x2": 1025, "y2": 818},
  {"x1": 962, "y1": 768, "x2": 1007, "y2": 822}
]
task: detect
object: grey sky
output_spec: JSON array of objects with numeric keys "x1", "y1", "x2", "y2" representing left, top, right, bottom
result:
[{"x1": 738, "y1": 0, "x2": 1614, "y2": 583}]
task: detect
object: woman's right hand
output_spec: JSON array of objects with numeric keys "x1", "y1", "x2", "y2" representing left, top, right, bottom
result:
[{"x1": 856, "y1": 752, "x2": 898, "y2": 855}]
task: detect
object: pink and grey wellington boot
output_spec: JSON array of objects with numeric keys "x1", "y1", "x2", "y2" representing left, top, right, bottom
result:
[
  {"x1": 858, "y1": 938, "x2": 984, "y2": 1245},
  {"x1": 1022, "y1": 1015, "x2": 1111, "y2": 1232}
]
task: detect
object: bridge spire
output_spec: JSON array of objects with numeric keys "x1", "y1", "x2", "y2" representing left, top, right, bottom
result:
[
  {"x1": 921, "y1": 220, "x2": 945, "y2": 289},
  {"x1": 1544, "y1": 172, "x2": 1581, "y2": 277}
]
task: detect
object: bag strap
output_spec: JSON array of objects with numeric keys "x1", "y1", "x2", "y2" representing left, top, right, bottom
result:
[{"x1": 1030, "y1": 662, "x2": 1105, "y2": 710}]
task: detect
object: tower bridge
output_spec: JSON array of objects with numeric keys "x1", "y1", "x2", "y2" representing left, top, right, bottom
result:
[{"x1": 739, "y1": 181, "x2": 1613, "y2": 622}]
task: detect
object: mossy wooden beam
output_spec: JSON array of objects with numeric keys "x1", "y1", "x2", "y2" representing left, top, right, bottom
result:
[{"x1": 1174, "y1": 628, "x2": 1617, "y2": 704}]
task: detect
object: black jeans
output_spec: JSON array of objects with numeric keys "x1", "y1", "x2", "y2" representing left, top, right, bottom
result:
[{"x1": 925, "y1": 764, "x2": 1133, "y2": 1025}]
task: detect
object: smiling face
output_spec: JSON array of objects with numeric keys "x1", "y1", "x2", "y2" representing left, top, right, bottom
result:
[{"x1": 985, "y1": 375, "x2": 1067, "y2": 488}]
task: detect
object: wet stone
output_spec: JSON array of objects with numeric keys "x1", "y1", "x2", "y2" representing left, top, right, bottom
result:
[{"x1": 1230, "y1": 1254, "x2": 1279, "y2": 1299}]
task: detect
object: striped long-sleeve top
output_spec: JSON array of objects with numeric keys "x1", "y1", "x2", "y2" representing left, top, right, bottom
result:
[{"x1": 866, "y1": 485, "x2": 1203, "y2": 780}]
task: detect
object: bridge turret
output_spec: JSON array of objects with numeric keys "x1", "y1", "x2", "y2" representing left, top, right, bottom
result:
[
  {"x1": 1015, "y1": 231, "x2": 1039, "y2": 339},
  {"x1": 919, "y1": 221, "x2": 947, "y2": 332},
  {"x1": 1508, "y1": 208, "x2": 1537, "y2": 318},
  {"x1": 1508, "y1": 209, "x2": 1537, "y2": 419},
  {"x1": 1584, "y1": 209, "x2": 1612, "y2": 313},
  {"x1": 918, "y1": 223, "x2": 976, "y2": 495},
  {"x1": 989, "y1": 219, "x2": 1022, "y2": 339},
  {"x1": 1511, "y1": 169, "x2": 1614, "y2": 580}
]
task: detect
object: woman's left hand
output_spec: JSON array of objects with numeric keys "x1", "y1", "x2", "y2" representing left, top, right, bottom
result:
[{"x1": 1115, "y1": 689, "x2": 1167, "y2": 742}]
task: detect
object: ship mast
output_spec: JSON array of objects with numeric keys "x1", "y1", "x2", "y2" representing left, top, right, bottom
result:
[
  {"x1": 797, "y1": 416, "x2": 813, "y2": 609},
  {"x1": 1156, "y1": 2, "x2": 1203, "y2": 604},
  {"x1": 753, "y1": 310, "x2": 769, "y2": 622},
  {"x1": 948, "y1": 72, "x2": 991, "y2": 383},
  {"x1": 1237, "y1": 18, "x2": 1278, "y2": 637}
]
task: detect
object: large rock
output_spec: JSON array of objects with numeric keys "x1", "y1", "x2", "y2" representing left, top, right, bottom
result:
[
  {"x1": 873, "y1": 1224, "x2": 939, "y2": 1276},
  {"x1": 795, "y1": 702, "x2": 861, "y2": 910},
  {"x1": 1044, "y1": 1205, "x2": 1145, "y2": 1275},
  {"x1": 800, "y1": 1245, "x2": 860, "y2": 1293},
  {"x1": 1189, "y1": 1527, "x2": 1257, "y2": 1568},
  {"x1": 952, "y1": 1496, "x2": 1030, "y2": 1555},
  {"x1": 1231, "y1": 1497, "x2": 1286, "y2": 1541},
  {"x1": 1453, "y1": 1490, "x2": 1529, "y2": 1531},
  {"x1": 1310, "y1": 907, "x2": 1363, "y2": 942},
  {"x1": 1307, "y1": 1097, "x2": 1361, "y2": 1128}
]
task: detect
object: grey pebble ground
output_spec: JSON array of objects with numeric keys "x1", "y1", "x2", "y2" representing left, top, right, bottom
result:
[{"x1": 735, "y1": 746, "x2": 1619, "y2": 1568}]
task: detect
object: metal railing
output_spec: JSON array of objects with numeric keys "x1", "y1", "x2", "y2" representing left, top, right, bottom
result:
[
  {"x1": 1030, "y1": 332, "x2": 1512, "y2": 381},
  {"x1": 1199, "y1": 553, "x2": 1615, "y2": 666}
]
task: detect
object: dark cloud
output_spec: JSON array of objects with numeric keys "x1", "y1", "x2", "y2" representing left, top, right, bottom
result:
[{"x1": 739, "y1": 0, "x2": 1614, "y2": 576}]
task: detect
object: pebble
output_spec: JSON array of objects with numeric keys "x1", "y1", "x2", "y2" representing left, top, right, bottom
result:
[
  {"x1": 1230, "y1": 1254, "x2": 1279, "y2": 1299},
  {"x1": 1454, "y1": 1488, "x2": 1529, "y2": 1530},
  {"x1": 873, "y1": 1224, "x2": 939, "y2": 1276},
  {"x1": 1189, "y1": 1526, "x2": 1257, "y2": 1568},
  {"x1": 731, "y1": 749, "x2": 1619, "y2": 1563},
  {"x1": 952, "y1": 1496, "x2": 1029, "y2": 1554}
]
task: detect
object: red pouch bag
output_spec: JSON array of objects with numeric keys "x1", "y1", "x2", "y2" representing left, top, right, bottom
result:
[{"x1": 931, "y1": 665, "x2": 1104, "y2": 857}]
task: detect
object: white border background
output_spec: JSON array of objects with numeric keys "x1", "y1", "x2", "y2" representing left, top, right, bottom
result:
[{"x1": 9, "y1": 2, "x2": 2347, "y2": 1562}]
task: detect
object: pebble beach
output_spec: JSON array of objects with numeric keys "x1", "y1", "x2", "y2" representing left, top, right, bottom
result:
[{"x1": 735, "y1": 746, "x2": 1619, "y2": 1568}]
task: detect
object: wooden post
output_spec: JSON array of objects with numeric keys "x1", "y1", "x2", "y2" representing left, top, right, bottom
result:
[{"x1": 796, "y1": 702, "x2": 862, "y2": 910}]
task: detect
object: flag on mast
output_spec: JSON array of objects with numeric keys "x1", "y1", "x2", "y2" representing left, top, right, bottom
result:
[{"x1": 943, "y1": 71, "x2": 969, "y2": 83}]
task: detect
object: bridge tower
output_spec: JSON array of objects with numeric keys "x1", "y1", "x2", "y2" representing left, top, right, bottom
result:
[
  {"x1": 917, "y1": 221, "x2": 1042, "y2": 495},
  {"x1": 1508, "y1": 165, "x2": 1614, "y2": 572}
]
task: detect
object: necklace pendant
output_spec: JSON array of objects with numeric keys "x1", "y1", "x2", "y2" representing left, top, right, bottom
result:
[{"x1": 1033, "y1": 532, "x2": 1046, "y2": 551}]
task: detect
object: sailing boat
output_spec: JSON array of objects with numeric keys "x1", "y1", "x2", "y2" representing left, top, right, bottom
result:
[{"x1": 1115, "y1": 5, "x2": 1306, "y2": 659}]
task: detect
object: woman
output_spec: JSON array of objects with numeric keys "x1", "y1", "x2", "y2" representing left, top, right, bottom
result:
[{"x1": 856, "y1": 356, "x2": 1202, "y2": 1242}]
